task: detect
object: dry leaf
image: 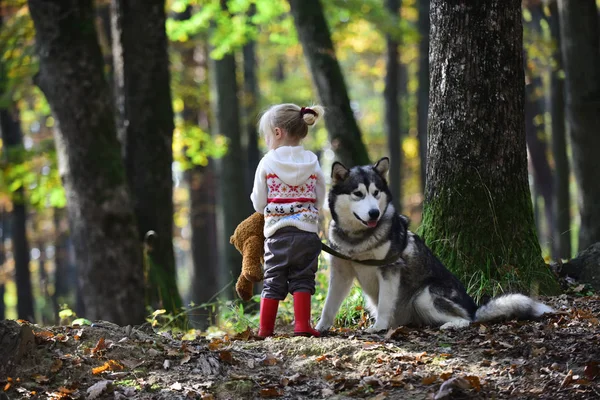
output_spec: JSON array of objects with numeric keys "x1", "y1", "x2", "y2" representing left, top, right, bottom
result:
[
  {"x1": 108, "y1": 360, "x2": 124, "y2": 371},
  {"x1": 415, "y1": 351, "x2": 427, "y2": 362},
  {"x1": 584, "y1": 361, "x2": 599, "y2": 380},
  {"x1": 315, "y1": 355, "x2": 327, "y2": 362},
  {"x1": 58, "y1": 386, "x2": 77, "y2": 394},
  {"x1": 561, "y1": 370, "x2": 574, "y2": 388},
  {"x1": 35, "y1": 330, "x2": 55, "y2": 343},
  {"x1": 262, "y1": 355, "x2": 278, "y2": 366},
  {"x1": 434, "y1": 376, "x2": 471, "y2": 399},
  {"x1": 385, "y1": 326, "x2": 410, "y2": 339},
  {"x1": 170, "y1": 382, "x2": 183, "y2": 391},
  {"x1": 92, "y1": 337, "x2": 107, "y2": 355},
  {"x1": 121, "y1": 359, "x2": 144, "y2": 369},
  {"x1": 464, "y1": 375, "x2": 481, "y2": 391},
  {"x1": 180, "y1": 354, "x2": 191, "y2": 365},
  {"x1": 92, "y1": 363, "x2": 109, "y2": 375},
  {"x1": 86, "y1": 380, "x2": 111, "y2": 400},
  {"x1": 233, "y1": 328, "x2": 251, "y2": 341},
  {"x1": 219, "y1": 350, "x2": 234, "y2": 364},
  {"x1": 260, "y1": 387, "x2": 283, "y2": 398},
  {"x1": 422, "y1": 375, "x2": 438, "y2": 385},
  {"x1": 73, "y1": 329, "x2": 83, "y2": 340},
  {"x1": 32, "y1": 374, "x2": 50, "y2": 384},
  {"x1": 389, "y1": 375, "x2": 404, "y2": 386},
  {"x1": 50, "y1": 359, "x2": 64, "y2": 373},
  {"x1": 201, "y1": 394, "x2": 214, "y2": 400},
  {"x1": 440, "y1": 372, "x2": 453, "y2": 381},
  {"x1": 4, "y1": 382, "x2": 11, "y2": 391}
]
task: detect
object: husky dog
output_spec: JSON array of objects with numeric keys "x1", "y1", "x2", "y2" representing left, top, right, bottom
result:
[{"x1": 316, "y1": 157, "x2": 553, "y2": 333}]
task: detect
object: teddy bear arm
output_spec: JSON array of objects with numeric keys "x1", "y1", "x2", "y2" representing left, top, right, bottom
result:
[{"x1": 242, "y1": 236, "x2": 264, "y2": 282}]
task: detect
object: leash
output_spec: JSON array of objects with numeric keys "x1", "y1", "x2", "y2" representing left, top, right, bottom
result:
[{"x1": 321, "y1": 242, "x2": 402, "y2": 267}]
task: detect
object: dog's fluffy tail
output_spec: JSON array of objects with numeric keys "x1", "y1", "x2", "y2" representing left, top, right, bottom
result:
[{"x1": 474, "y1": 294, "x2": 553, "y2": 323}]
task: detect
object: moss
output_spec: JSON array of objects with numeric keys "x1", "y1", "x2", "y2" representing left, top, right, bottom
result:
[{"x1": 420, "y1": 174, "x2": 560, "y2": 300}]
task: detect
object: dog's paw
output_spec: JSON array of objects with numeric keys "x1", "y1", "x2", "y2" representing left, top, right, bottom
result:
[
  {"x1": 315, "y1": 320, "x2": 331, "y2": 333},
  {"x1": 365, "y1": 324, "x2": 388, "y2": 334},
  {"x1": 439, "y1": 319, "x2": 471, "y2": 330}
]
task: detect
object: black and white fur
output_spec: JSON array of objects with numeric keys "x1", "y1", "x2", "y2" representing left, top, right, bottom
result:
[{"x1": 316, "y1": 157, "x2": 553, "y2": 333}]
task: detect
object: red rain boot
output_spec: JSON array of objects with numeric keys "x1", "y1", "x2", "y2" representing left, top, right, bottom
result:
[
  {"x1": 257, "y1": 297, "x2": 279, "y2": 338},
  {"x1": 293, "y1": 292, "x2": 321, "y2": 337}
]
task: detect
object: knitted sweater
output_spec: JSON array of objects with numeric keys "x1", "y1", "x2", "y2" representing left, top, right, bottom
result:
[{"x1": 251, "y1": 146, "x2": 326, "y2": 238}]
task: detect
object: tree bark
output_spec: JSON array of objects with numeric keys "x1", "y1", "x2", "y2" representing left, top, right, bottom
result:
[
  {"x1": 110, "y1": 0, "x2": 182, "y2": 313},
  {"x1": 417, "y1": 0, "x2": 430, "y2": 194},
  {"x1": 0, "y1": 320, "x2": 35, "y2": 379},
  {"x1": 548, "y1": 1, "x2": 571, "y2": 259},
  {"x1": 212, "y1": 1, "x2": 246, "y2": 296},
  {"x1": 557, "y1": 0, "x2": 600, "y2": 252},
  {"x1": 288, "y1": 0, "x2": 370, "y2": 167},
  {"x1": 0, "y1": 106, "x2": 35, "y2": 321},
  {"x1": 28, "y1": 0, "x2": 145, "y2": 325},
  {"x1": 384, "y1": 0, "x2": 402, "y2": 212},
  {"x1": 422, "y1": 0, "x2": 559, "y2": 295},
  {"x1": 242, "y1": 21, "x2": 260, "y2": 202}
]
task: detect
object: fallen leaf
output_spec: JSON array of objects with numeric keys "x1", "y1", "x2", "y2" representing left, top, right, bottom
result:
[
  {"x1": 86, "y1": 380, "x2": 111, "y2": 399},
  {"x1": 440, "y1": 372, "x2": 453, "y2": 381},
  {"x1": 219, "y1": 350, "x2": 234, "y2": 364},
  {"x1": 58, "y1": 386, "x2": 77, "y2": 394},
  {"x1": 415, "y1": 351, "x2": 427, "y2": 362},
  {"x1": 262, "y1": 355, "x2": 278, "y2": 366},
  {"x1": 32, "y1": 374, "x2": 50, "y2": 384},
  {"x1": 389, "y1": 375, "x2": 404, "y2": 386},
  {"x1": 479, "y1": 324, "x2": 488, "y2": 333},
  {"x1": 260, "y1": 387, "x2": 283, "y2": 397},
  {"x1": 434, "y1": 376, "x2": 471, "y2": 399},
  {"x1": 50, "y1": 359, "x2": 63, "y2": 373},
  {"x1": 584, "y1": 361, "x2": 599, "y2": 380},
  {"x1": 233, "y1": 328, "x2": 251, "y2": 341},
  {"x1": 121, "y1": 359, "x2": 144, "y2": 369},
  {"x1": 180, "y1": 354, "x2": 191, "y2": 365},
  {"x1": 35, "y1": 330, "x2": 55, "y2": 343},
  {"x1": 561, "y1": 370, "x2": 574, "y2": 388},
  {"x1": 201, "y1": 394, "x2": 214, "y2": 400},
  {"x1": 163, "y1": 359, "x2": 171, "y2": 370},
  {"x1": 73, "y1": 329, "x2": 84, "y2": 340},
  {"x1": 385, "y1": 326, "x2": 410, "y2": 339},
  {"x1": 464, "y1": 375, "x2": 481, "y2": 391},
  {"x1": 92, "y1": 337, "x2": 107, "y2": 355},
  {"x1": 4, "y1": 382, "x2": 11, "y2": 391},
  {"x1": 92, "y1": 363, "x2": 109, "y2": 375},
  {"x1": 108, "y1": 360, "x2": 124, "y2": 371},
  {"x1": 170, "y1": 382, "x2": 183, "y2": 391},
  {"x1": 315, "y1": 355, "x2": 327, "y2": 362},
  {"x1": 422, "y1": 375, "x2": 438, "y2": 385}
]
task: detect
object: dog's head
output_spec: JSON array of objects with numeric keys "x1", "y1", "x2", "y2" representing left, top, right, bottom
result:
[{"x1": 328, "y1": 157, "x2": 392, "y2": 232}]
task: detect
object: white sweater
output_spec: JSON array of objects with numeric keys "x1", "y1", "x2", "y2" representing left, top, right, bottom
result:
[{"x1": 251, "y1": 146, "x2": 326, "y2": 238}]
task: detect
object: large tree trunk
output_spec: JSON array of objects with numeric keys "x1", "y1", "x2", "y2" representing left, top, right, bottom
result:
[
  {"x1": 557, "y1": 0, "x2": 600, "y2": 252},
  {"x1": 28, "y1": 0, "x2": 145, "y2": 325},
  {"x1": 212, "y1": 1, "x2": 246, "y2": 297},
  {"x1": 242, "y1": 25, "x2": 260, "y2": 201},
  {"x1": 384, "y1": 0, "x2": 402, "y2": 212},
  {"x1": 0, "y1": 106, "x2": 35, "y2": 321},
  {"x1": 422, "y1": 0, "x2": 559, "y2": 296},
  {"x1": 417, "y1": 0, "x2": 430, "y2": 194},
  {"x1": 548, "y1": 1, "x2": 571, "y2": 259},
  {"x1": 288, "y1": 0, "x2": 370, "y2": 167},
  {"x1": 110, "y1": 0, "x2": 182, "y2": 313}
]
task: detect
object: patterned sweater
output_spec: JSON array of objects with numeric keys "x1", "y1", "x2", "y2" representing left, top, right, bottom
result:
[{"x1": 251, "y1": 146, "x2": 326, "y2": 238}]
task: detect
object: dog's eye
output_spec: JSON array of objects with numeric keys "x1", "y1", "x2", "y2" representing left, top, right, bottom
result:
[
  {"x1": 373, "y1": 190, "x2": 380, "y2": 197},
  {"x1": 352, "y1": 191, "x2": 364, "y2": 198}
]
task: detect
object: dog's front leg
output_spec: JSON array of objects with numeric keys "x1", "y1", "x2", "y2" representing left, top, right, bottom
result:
[
  {"x1": 315, "y1": 257, "x2": 355, "y2": 333},
  {"x1": 366, "y1": 271, "x2": 400, "y2": 333}
]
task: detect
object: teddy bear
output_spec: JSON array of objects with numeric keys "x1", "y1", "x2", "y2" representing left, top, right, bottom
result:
[{"x1": 229, "y1": 212, "x2": 265, "y2": 301}]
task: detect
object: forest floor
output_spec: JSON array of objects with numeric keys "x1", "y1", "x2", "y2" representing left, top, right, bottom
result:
[{"x1": 3, "y1": 295, "x2": 600, "y2": 400}]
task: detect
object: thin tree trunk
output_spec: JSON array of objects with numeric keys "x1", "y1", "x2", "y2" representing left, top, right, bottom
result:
[
  {"x1": 384, "y1": 0, "x2": 402, "y2": 212},
  {"x1": 0, "y1": 106, "x2": 35, "y2": 321},
  {"x1": 548, "y1": 1, "x2": 571, "y2": 259},
  {"x1": 422, "y1": 0, "x2": 559, "y2": 296},
  {"x1": 417, "y1": 0, "x2": 430, "y2": 194},
  {"x1": 242, "y1": 10, "x2": 260, "y2": 201},
  {"x1": 111, "y1": 0, "x2": 182, "y2": 313},
  {"x1": 288, "y1": 0, "x2": 370, "y2": 167},
  {"x1": 212, "y1": 0, "x2": 245, "y2": 297},
  {"x1": 0, "y1": 207, "x2": 5, "y2": 320},
  {"x1": 557, "y1": 0, "x2": 600, "y2": 252},
  {"x1": 29, "y1": 0, "x2": 145, "y2": 325}
]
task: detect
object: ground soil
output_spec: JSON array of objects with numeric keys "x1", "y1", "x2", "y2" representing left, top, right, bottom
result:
[{"x1": 2, "y1": 295, "x2": 599, "y2": 399}]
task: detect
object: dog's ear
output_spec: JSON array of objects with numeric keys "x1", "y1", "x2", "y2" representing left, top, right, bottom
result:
[
  {"x1": 331, "y1": 162, "x2": 349, "y2": 184},
  {"x1": 374, "y1": 157, "x2": 390, "y2": 178}
]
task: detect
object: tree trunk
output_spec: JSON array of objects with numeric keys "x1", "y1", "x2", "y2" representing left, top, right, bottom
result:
[
  {"x1": 548, "y1": 1, "x2": 571, "y2": 259},
  {"x1": 422, "y1": 0, "x2": 559, "y2": 296},
  {"x1": 417, "y1": 0, "x2": 430, "y2": 194},
  {"x1": 0, "y1": 320, "x2": 35, "y2": 379},
  {"x1": 212, "y1": 1, "x2": 246, "y2": 297},
  {"x1": 0, "y1": 106, "x2": 35, "y2": 322},
  {"x1": 384, "y1": 0, "x2": 402, "y2": 212},
  {"x1": 288, "y1": 0, "x2": 370, "y2": 167},
  {"x1": 242, "y1": 15, "x2": 260, "y2": 201},
  {"x1": 557, "y1": 0, "x2": 600, "y2": 252},
  {"x1": 28, "y1": 0, "x2": 145, "y2": 325},
  {"x1": 110, "y1": 0, "x2": 182, "y2": 313}
]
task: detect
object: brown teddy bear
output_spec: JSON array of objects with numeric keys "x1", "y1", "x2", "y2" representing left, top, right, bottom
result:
[{"x1": 229, "y1": 212, "x2": 265, "y2": 301}]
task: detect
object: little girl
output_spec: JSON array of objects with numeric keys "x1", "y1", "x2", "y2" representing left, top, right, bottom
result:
[{"x1": 251, "y1": 103, "x2": 326, "y2": 337}]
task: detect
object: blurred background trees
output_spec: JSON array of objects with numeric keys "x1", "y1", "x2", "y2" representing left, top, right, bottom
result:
[{"x1": 0, "y1": 0, "x2": 597, "y2": 325}]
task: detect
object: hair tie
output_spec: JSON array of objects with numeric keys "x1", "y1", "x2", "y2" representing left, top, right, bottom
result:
[{"x1": 300, "y1": 107, "x2": 318, "y2": 117}]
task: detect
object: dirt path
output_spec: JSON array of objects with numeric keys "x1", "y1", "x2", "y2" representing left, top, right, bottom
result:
[{"x1": 2, "y1": 295, "x2": 599, "y2": 399}]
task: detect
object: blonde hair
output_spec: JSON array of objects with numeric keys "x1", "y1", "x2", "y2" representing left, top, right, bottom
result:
[{"x1": 258, "y1": 103, "x2": 325, "y2": 141}]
